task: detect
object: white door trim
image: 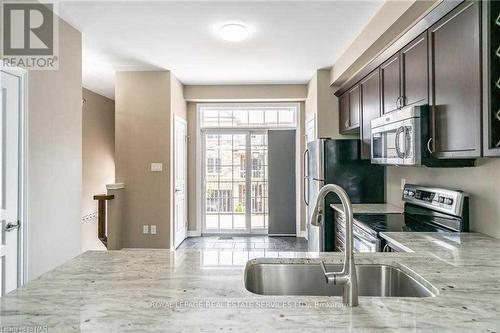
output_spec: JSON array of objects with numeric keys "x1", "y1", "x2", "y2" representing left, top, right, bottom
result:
[
  {"x1": 173, "y1": 115, "x2": 187, "y2": 249},
  {"x1": 195, "y1": 103, "x2": 301, "y2": 236},
  {"x1": 0, "y1": 66, "x2": 28, "y2": 287}
]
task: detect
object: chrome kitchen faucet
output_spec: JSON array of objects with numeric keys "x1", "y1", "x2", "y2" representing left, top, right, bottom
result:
[{"x1": 310, "y1": 184, "x2": 358, "y2": 307}]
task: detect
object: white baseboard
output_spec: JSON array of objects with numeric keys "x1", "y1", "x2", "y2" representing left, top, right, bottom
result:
[{"x1": 187, "y1": 230, "x2": 201, "y2": 237}]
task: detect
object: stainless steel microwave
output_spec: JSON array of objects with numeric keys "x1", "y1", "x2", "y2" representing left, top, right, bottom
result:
[{"x1": 371, "y1": 105, "x2": 430, "y2": 166}]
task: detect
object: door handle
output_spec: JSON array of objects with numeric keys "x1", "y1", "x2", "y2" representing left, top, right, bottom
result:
[
  {"x1": 175, "y1": 188, "x2": 182, "y2": 193},
  {"x1": 5, "y1": 221, "x2": 20, "y2": 232},
  {"x1": 303, "y1": 149, "x2": 309, "y2": 206}
]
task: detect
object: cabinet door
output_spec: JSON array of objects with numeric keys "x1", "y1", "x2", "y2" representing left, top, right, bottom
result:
[
  {"x1": 339, "y1": 93, "x2": 350, "y2": 134},
  {"x1": 348, "y1": 85, "x2": 360, "y2": 130},
  {"x1": 401, "y1": 32, "x2": 428, "y2": 107},
  {"x1": 429, "y1": 1, "x2": 481, "y2": 158},
  {"x1": 381, "y1": 53, "x2": 401, "y2": 114},
  {"x1": 360, "y1": 70, "x2": 381, "y2": 159}
]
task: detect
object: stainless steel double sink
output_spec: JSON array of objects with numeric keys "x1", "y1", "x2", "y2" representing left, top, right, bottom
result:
[{"x1": 244, "y1": 262, "x2": 437, "y2": 297}]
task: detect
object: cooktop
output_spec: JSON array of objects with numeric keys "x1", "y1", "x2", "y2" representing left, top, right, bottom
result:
[{"x1": 353, "y1": 213, "x2": 452, "y2": 237}]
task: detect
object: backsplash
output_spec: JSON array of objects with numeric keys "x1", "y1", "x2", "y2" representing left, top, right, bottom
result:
[{"x1": 386, "y1": 158, "x2": 500, "y2": 239}]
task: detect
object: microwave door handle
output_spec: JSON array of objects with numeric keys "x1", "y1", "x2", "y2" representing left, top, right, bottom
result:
[{"x1": 395, "y1": 126, "x2": 405, "y2": 159}]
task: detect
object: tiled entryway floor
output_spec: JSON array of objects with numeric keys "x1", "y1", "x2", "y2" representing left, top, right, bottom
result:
[{"x1": 178, "y1": 236, "x2": 308, "y2": 251}]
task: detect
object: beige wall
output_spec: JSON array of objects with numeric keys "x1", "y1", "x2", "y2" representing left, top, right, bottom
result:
[
  {"x1": 27, "y1": 19, "x2": 82, "y2": 279},
  {"x1": 187, "y1": 99, "x2": 307, "y2": 235},
  {"x1": 387, "y1": 160, "x2": 500, "y2": 239},
  {"x1": 115, "y1": 71, "x2": 172, "y2": 248},
  {"x1": 306, "y1": 69, "x2": 357, "y2": 140},
  {"x1": 330, "y1": 0, "x2": 439, "y2": 87},
  {"x1": 81, "y1": 88, "x2": 115, "y2": 252},
  {"x1": 171, "y1": 74, "x2": 187, "y2": 119},
  {"x1": 184, "y1": 84, "x2": 307, "y2": 102}
]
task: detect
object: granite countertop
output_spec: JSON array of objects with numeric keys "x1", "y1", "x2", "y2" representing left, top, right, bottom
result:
[
  {"x1": 1, "y1": 233, "x2": 499, "y2": 332},
  {"x1": 330, "y1": 203, "x2": 403, "y2": 215}
]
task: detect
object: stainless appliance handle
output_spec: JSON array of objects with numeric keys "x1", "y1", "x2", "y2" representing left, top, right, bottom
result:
[
  {"x1": 427, "y1": 137, "x2": 434, "y2": 155},
  {"x1": 403, "y1": 126, "x2": 411, "y2": 158},
  {"x1": 395, "y1": 126, "x2": 405, "y2": 159},
  {"x1": 303, "y1": 149, "x2": 309, "y2": 206}
]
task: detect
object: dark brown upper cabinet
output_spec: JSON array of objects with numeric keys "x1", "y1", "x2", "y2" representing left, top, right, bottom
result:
[
  {"x1": 482, "y1": 0, "x2": 500, "y2": 157},
  {"x1": 348, "y1": 85, "x2": 360, "y2": 129},
  {"x1": 380, "y1": 53, "x2": 401, "y2": 114},
  {"x1": 360, "y1": 69, "x2": 381, "y2": 159},
  {"x1": 429, "y1": 0, "x2": 481, "y2": 159},
  {"x1": 401, "y1": 32, "x2": 428, "y2": 107},
  {"x1": 339, "y1": 85, "x2": 360, "y2": 134},
  {"x1": 339, "y1": 93, "x2": 350, "y2": 134}
]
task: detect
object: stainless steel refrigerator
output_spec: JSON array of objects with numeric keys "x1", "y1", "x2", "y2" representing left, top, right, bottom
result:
[{"x1": 304, "y1": 139, "x2": 385, "y2": 251}]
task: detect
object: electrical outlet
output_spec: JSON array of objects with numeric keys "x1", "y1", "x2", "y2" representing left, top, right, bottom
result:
[
  {"x1": 142, "y1": 225, "x2": 149, "y2": 234},
  {"x1": 150, "y1": 225, "x2": 157, "y2": 235},
  {"x1": 401, "y1": 178, "x2": 407, "y2": 191}
]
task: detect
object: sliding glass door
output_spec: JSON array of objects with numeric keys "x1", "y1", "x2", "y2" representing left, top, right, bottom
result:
[{"x1": 203, "y1": 131, "x2": 268, "y2": 233}]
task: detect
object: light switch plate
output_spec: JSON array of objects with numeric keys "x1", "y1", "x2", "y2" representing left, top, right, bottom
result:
[
  {"x1": 142, "y1": 225, "x2": 149, "y2": 234},
  {"x1": 150, "y1": 225, "x2": 157, "y2": 235},
  {"x1": 151, "y1": 163, "x2": 163, "y2": 172}
]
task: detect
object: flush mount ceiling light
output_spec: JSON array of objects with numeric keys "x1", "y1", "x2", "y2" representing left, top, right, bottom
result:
[{"x1": 218, "y1": 23, "x2": 249, "y2": 42}]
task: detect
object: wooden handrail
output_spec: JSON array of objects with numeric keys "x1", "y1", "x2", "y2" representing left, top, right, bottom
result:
[{"x1": 93, "y1": 194, "x2": 115, "y2": 248}]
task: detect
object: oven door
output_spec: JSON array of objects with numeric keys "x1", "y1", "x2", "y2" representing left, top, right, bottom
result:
[{"x1": 371, "y1": 118, "x2": 419, "y2": 165}]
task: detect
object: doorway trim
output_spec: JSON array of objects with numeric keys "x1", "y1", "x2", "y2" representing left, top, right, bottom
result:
[
  {"x1": 172, "y1": 115, "x2": 188, "y2": 249},
  {"x1": 1, "y1": 66, "x2": 29, "y2": 287},
  {"x1": 195, "y1": 102, "x2": 300, "y2": 236}
]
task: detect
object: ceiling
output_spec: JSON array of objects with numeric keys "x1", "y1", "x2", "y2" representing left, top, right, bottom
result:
[{"x1": 58, "y1": 1, "x2": 384, "y2": 99}]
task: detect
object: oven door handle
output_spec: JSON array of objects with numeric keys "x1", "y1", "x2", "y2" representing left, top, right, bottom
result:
[{"x1": 353, "y1": 233, "x2": 378, "y2": 253}]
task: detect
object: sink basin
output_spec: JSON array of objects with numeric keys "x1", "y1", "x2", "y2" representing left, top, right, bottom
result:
[{"x1": 244, "y1": 262, "x2": 436, "y2": 297}]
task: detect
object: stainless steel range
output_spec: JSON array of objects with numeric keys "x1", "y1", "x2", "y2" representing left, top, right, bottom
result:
[{"x1": 334, "y1": 184, "x2": 469, "y2": 253}]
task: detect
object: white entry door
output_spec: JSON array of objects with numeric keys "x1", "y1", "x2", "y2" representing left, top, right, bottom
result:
[
  {"x1": 0, "y1": 70, "x2": 21, "y2": 295},
  {"x1": 174, "y1": 116, "x2": 187, "y2": 249}
]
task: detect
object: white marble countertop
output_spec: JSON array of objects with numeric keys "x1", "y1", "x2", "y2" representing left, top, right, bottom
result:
[
  {"x1": 1, "y1": 233, "x2": 499, "y2": 332},
  {"x1": 330, "y1": 203, "x2": 403, "y2": 214}
]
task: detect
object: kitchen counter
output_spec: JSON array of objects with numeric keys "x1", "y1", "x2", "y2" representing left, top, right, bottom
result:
[
  {"x1": 1, "y1": 233, "x2": 500, "y2": 332},
  {"x1": 330, "y1": 203, "x2": 403, "y2": 215}
]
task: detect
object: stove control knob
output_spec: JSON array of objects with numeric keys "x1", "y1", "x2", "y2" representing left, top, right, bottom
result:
[
  {"x1": 408, "y1": 191, "x2": 415, "y2": 197},
  {"x1": 438, "y1": 196, "x2": 445, "y2": 204},
  {"x1": 404, "y1": 190, "x2": 409, "y2": 196},
  {"x1": 444, "y1": 198, "x2": 453, "y2": 205}
]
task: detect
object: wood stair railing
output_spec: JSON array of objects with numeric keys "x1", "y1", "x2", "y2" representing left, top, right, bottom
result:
[{"x1": 93, "y1": 194, "x2": 115, "y2": 248}]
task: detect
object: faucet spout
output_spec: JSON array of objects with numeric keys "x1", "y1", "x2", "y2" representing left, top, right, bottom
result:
[{"x1": 310, "y1": 184, "x2": 358, "y2": 307}]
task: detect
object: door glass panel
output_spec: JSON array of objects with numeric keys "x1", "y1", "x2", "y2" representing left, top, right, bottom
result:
[
  {"x1": 204, "y1": 133, "x2": 247, "y2": 231},
  {"x1": 250, "y1": 134, "x2": 268, "y2": 230},
  {"x1": 204, "y1": 131, "x2": 269, "y2": 233}
]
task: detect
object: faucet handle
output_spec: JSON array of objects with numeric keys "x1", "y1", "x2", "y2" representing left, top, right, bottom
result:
[{"x1": 320, "y1": 261, "x2": 339, "y2": 284}]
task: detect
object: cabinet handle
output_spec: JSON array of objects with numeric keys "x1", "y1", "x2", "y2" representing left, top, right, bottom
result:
[
  {"x1": 427, "y1": 138, "x2": 434, "y2": 155},
  {"x1": 395, "y1": 97, "x2": 400, "y2": 110},
  {"x1": 345, "y1": 119, "x2": 349, "y2": 128}
]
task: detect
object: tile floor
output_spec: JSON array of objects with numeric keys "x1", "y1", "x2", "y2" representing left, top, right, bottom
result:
[{"x1": 178, "y1": 236, "x2": 308, "y2": 251}]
